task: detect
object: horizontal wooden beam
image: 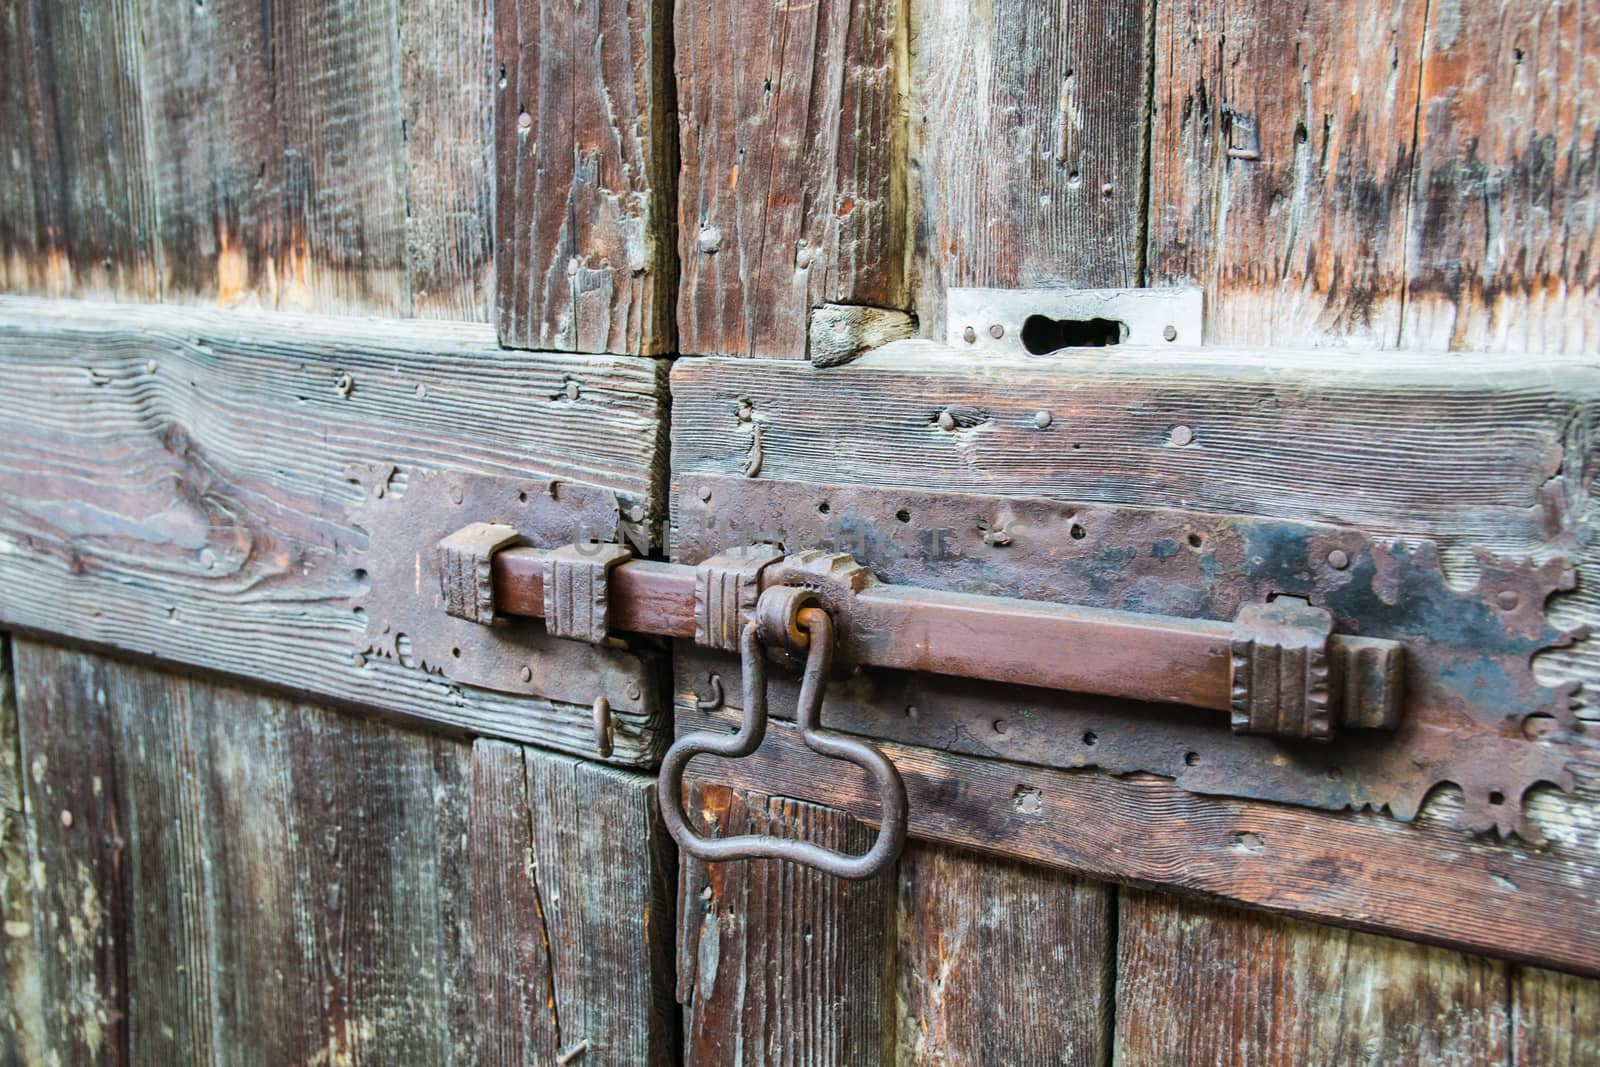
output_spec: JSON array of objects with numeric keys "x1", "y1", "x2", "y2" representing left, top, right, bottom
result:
[
  {"x1": 0, "y1": 297, "x2": 669, "y2": 763},
  {"x1": 675, "y1": 705, "x2": 1600, "y2": 977}
]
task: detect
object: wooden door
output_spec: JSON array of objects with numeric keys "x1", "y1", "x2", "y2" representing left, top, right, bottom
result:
[
  {"x1": 0, "y1": 0, "x2": 679, "y2": 1062},
  {"x1": 1, "y1": 1, "x2": 1598, "y2": 1066},
  {"x1": 664, "y1": 0, "x2": 1600, "y2": 1063}
]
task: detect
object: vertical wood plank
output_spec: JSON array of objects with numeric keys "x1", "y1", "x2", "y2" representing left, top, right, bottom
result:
[
  {"x1": 400, "y1": 0, "x2": 496, "y2": 321},
  {"x1": 1512, "y1": 965, "x2": 1600, "y2": 1065},
  {"x1": 496, "y1": 0, "x2": 675, "y2": 353},
  {"x1": 22, "y1": 0, "x2": 161, "y2": 301},
  {"x1": 674, "y1": 0, "x2": 906, "y2": 358},
  {"x1": 10, "y1": 641, "x2": 482, "y2": 1065},
  {"x1": 677, "y1": 782, "x2": 894, "y2": 1065},
  {"x1": 0, "y1": 636, "x2": 47, "y2": 1066},
  {"x1": 137, "y1": 0, "x2": 281, "y2": 310},
  {"x1": 1402, "y1": 0, "x2": 1600, "y2": 353},
  {"x1": 0, "y1": 1, "x2": 47, "y2": 295},
  {"x1": 1147, "y1": 0, "x2": 1428, "y2": 347},
  {"x1": 1114, "y1": 890, "x2": 1512, "y2": 1066},
  {"x1": 894, "y1": 844, "x2": 1112, "y2": 1066},
  {"x1": 270, "y1": 0, "x2": 410, "y2": 315},
  {"x1": 908, "y1": 0, "x2": 1149, "y2": 339},
  {"x1": 474, "y1": 740, "x2": 678, "y2": 1067},
  {"x1": 472, "y1": 740, "x2": 560, "y2": 1066},
  {"x1": 11, "y1": 644, "x2": 130, "y2": 1064},
  {"x1": 526, "y1": 749, "x2": 678, "y2": 1066}
]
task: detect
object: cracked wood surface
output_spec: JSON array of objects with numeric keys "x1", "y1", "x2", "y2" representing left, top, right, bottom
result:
[
  {"x1": 674, "y1": 0, "x2": 907, "y2": 358},
  {"x1": 473, "y1": 740, "x2": 677, "y2": 1067},
  {"x1": 1149, "y1": 0, "x2": 1600, "y2": 352},
  {"x1": 495, "y1": 0, "x2": 675, "y2": 354},
  {"x1": 0, "y1": 298, "x2": 670, "y2": 761},
  {"x1": 0, "y1": 643, "x2": 675, "y2": 1065}
]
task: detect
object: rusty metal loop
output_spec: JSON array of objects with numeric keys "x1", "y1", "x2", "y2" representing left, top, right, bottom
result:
[
  {"x1": 658, "y1": 597, "x2": 908, "y2": 880},
  {"x1": 755, "y1": 584, "x2": 818, "y2": 653}
]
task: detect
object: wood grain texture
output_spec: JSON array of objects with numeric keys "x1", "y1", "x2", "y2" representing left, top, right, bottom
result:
[
  {"x1": 0, "y1": 298, "x2": 669, "y2": 761},
  {"x1": 0, "y1": 635, "x2": 46, "y2": 1067},
  {"x1": 677, "y1": 782, "x2": 895, "y2": 1065},
  {"x1": 137, "y1": 0, "x2": 281, "y2": 311},
  {"x1": 1115, "y1": 890, "x2": 1512, "y2": 1066},
  {"x1": 17, "y1": 0, "x2": 161, "y2": 302},
  {"x1": 674, "y1": 705, "x2": 1600, "y2": 977},
  {"x1": 11, "y1": 639, "x2": 478, "y2": 1065},
  {"x1": 675, "y1": 0, "x2": 906, "y2": 358},
  {"x1": 401, "y1": 0, "x2": 496, "y2": 321},
  {"x1": 0, "y1": 0, "x2": 490, "y2": 316},
  {"x1": 0, "y1": 0, "x2": 51, "y2": 296},
  {"x1": 908, "y1": 0, "x2": 1149, "y2": 338},
  {"x1": 270, "y1": 0, "x2": 409, "y2": 315},
  {"x1": 1402, "y1": 0, "x2": 1600, "y2": 353},
  {"x1": 6, "y1": 642, "x2": 677, "y2": 1065},
  {"x1": 496, "y1": 0, "x2": 675, "y2": 354},
  {"x1": 895, "y1": 845, "x2": 1112, "y2": 1066},
  {"x1": 1513, "y1": 964, "x2": 1600, "y2": 1064},
  {"x1": 1148, "y1": 0, "x2": 1428, "y2": 347},
  {"x1": 474, "y1": 740, "x2": 677, "y2": 1067}
]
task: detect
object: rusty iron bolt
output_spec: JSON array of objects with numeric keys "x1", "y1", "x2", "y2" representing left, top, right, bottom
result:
[
  {"x1": 1327, "y1": 549, "x2": 1350, "y2": 571},
  {"x1": 1498, "y1": 590, "x2": 1521, "y2": 610}
]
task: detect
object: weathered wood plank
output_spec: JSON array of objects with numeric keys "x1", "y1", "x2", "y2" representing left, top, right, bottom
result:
[
  {"x1": 496, "y1": 0, "x2": 674, "y2": 354},
  {"x1": 474, "y1": 740, "x2": 678, "y2": 1067},
  {"x1": 472, "y1": 740, "x2": 561, "y2": 1065},
  {"x1": 894, "y1": 845, "x2": 1112, "y2": 1066},
  {"x1": 525, "y1": 748, "x2": 678, "y2": 1066},
  {"x1": 400, "y1": 0, "x2": 496, "y2": 321},
  {"x1": 0, "y1": 298, "x2": 669, "y2": 762},
  {"x1": 0, "y1": 1, "x2": 49, "y2": 296},
  {"x1": 1, "y1": 0, "x2": 491, "y2": 317},
  {"x1": 0, "y1": 635, "x2": 46, "y2": 1066},
  {"x1": 137, "y1": 0, "x2": 281, "y2": 311},
  {"x1": 1513, "y1": 964, "x2": 1600, "y2": 1064},
  {"x1": 11, "y1": 644, "x2": 131, "y2": 1063},
  {"x1": 1114, "y1": 890, "x2": 1512, "y2": 1065},
  {"x1": 11, "y1": 640, "x2": 480, "y2": 1064},
  {"x1": 674, "y1": 0, "x2": 906, "y2": 358},
  {"x1": 17, "y1": 0, "x2": 161, "y2": 302},
  {"x1": 1147, "y1": 0, "x2": 1428, "y2": 347},
  {"x1": 675, "y1": 704, "x2": 1600, "y2": 977},
  {"x1": 677, "y1": 782, "x2": 894, "y2": 1065},
  {"x1": 269, "y1": 0, "x2": 409, "y2": 315},
  {"x1": 908, "y1": 0, "x2": 1149, "y2": 339},
  {"x1": 1402, "y1": 0, "x2": 1600, "y2": 353}
]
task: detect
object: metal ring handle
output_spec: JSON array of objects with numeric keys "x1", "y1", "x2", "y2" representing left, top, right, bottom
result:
[{"x1": 658, "y1": 599, "x2": 908, "y2": 880}]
